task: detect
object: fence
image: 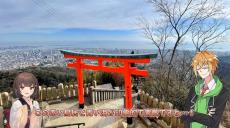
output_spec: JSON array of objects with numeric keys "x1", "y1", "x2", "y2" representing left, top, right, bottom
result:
[
  {"x1": 0, "y1": 83, "x2": 93, "y2": 108},
  {"x1": 138, "y1": 90, "x2": 184, "y2": 128},
  {"x1": 0, "y1": 85, "x2": 185, "y2": 128},
  {"x1": 0, "y1": 92, "x2": 11, "y2": 109},
  {"x1": 89, "y1": 86, "x2": 125, "y2": 104}
]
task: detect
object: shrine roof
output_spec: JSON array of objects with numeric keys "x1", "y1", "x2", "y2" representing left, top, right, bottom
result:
[{"x1": 60, "y1": 50, "x2": 157, "y2": 59}]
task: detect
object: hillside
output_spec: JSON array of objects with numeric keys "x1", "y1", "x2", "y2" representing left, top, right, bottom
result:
[
  {"x1": 217, "y1": 61, "x2": 230, "y2": 90},
  {"x1": 0, "y1": 67, "x2": 76, "y2": 92},
  {"x1": 0, "y1": 66, "x2": 117, "y2": 92},
  {"x1": 219, "y1": 55, "x2": 230, "y2": 63}
]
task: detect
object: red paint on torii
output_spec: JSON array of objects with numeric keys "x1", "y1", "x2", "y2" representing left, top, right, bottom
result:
[{"x1": 61, "y1": 50, "x2": 157, "y2": 110}]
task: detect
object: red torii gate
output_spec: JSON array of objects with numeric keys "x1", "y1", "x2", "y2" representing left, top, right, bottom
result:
[{"x1": 60, "y1": 50, "x2": 157, "y2": 123}]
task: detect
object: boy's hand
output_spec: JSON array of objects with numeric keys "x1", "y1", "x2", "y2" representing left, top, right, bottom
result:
[{"x1": 189, "y1": 109, "x2": 194, "y2": 117}]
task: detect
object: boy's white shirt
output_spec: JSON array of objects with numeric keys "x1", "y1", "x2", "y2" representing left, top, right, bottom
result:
[{"x1": 203, "y1": 79, "x2": 216, "y2": 94}]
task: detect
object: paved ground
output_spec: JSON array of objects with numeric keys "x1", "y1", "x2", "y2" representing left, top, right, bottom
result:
[{"x1": 42, "y1": 98, "x2": 147, "y2": 128}]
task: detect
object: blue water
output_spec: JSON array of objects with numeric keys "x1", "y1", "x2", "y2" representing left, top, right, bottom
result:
[
  {"x1": 0, "y1": 41, "x2": 156, "y2": 49},
  {"x1": 0, "y1": 40, "x2": 229, "y2": 51}
]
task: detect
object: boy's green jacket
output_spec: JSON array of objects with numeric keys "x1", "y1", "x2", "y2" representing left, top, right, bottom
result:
[
  {"x1": 181, "y1": 76, "x2": 229, "y2": 128},
  {"x1": 192, "y1": 76, "x2": 223, "y2": 128}
]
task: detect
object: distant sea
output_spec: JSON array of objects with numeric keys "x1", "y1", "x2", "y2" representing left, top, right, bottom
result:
[
  {"x1": 0, "y1": 41, "x2": 155, "y2": 50},
  {"x1": 0, "y1": 41, "x2": 229, "y2": 51}
]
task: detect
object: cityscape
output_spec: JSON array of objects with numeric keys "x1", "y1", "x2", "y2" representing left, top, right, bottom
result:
[{"x1": 0, "y1": 44, "x2": 156, "y2": 71}]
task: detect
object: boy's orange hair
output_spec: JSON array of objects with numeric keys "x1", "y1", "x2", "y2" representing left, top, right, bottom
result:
[{"x1": 191, "y1": 51, "x2": 219, "y2": 76}]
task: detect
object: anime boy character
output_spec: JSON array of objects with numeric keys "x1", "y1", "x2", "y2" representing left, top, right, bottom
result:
[
  {"x1": 181, "y1": 51, "x2": 229, "y2": 128},
  {"x1": 10, "y1": 72, "x2": 41, "y2": 128}
]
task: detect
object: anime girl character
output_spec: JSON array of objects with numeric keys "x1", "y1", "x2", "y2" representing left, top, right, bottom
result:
[
  {"x1": 10, "y1": 72, "x2": 41, "y2": 128},
  {"x1": 181, "y1": 51, "x2": 229, "y2": 128}
]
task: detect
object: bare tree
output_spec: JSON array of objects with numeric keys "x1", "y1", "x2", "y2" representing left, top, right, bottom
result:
[
  {"x1": 191, "y1": 19, "x2": 229, "y2": 51},
  {"x1": 140, "y1": 0, "x2": 229, "y2": 102}
]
